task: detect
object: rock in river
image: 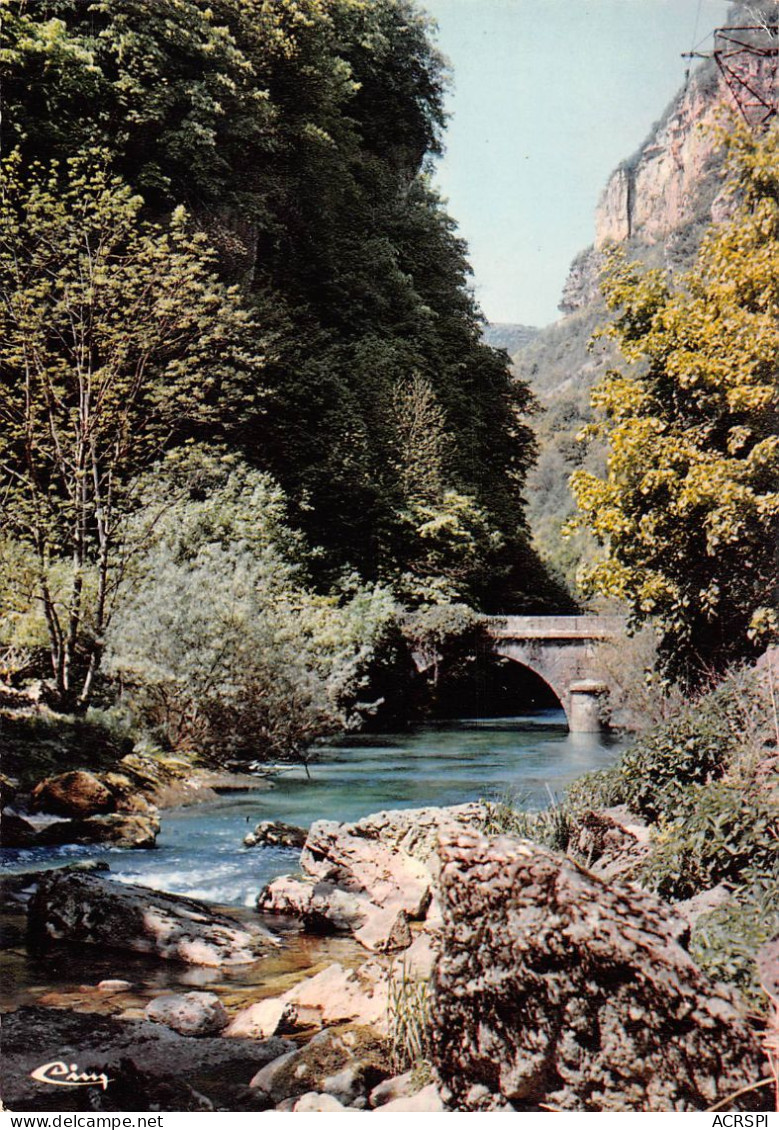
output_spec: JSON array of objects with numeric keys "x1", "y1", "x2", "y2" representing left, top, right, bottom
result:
[
  {"x1": 244, "y1": 819, "x2": 307, "y2": 848},
  {"x1": 299, "y1": 804, "x2": 484, "y2": 917},
  {"x1": 258, "y1": 876, "x2": 411, "y2": 953},
  {"x1": 300, "y1": 818, "x2": 432, "y2": 918},
  {"x1": 258, "y1": 803, "x2": 485, "y2": 940},
  {"x1": 28, "y1": 872, "x2": 278, "y2": 966},
  {"x1": 31, "y1": 770, "x2": 115, "y2": 818},
  {"x1": 1, "y1": 808, "x2": 159, "y2": 849},
  {"x1": 430, "y1": 829, "x2": 769, "y2": 1112}
]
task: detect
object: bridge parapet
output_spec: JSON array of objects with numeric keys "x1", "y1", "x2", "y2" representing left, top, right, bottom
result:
[{"x1": 485, "y1": 615, "x2": 625, "y2": 641}]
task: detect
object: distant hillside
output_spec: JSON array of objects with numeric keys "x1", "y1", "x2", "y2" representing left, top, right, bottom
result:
[
  {"x1": 481, "y1": 322, "x2": 539, "y2": 354},
  {"x1": 514, "y1": 14, "x2": 766, "y2": 595}
]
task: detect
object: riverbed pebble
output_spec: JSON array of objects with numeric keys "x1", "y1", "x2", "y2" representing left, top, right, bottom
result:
[
  {"x1": 145, "y1": 991, "x2": 229, "y2": 1036},
  {"x1": 292, "y1": 1092, "x2": 351, "y2": 1112},
  {"x1": 96, "y1": 979, "x2": 135, "y2": 992}
]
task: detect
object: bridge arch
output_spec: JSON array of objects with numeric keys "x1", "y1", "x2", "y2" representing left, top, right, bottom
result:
[
  {"x1": 491, "y1": 649, "x2": 571, "y2": 725},
  {"x1": 484, "y1": 616, "x2": 623, "y2": 732}
]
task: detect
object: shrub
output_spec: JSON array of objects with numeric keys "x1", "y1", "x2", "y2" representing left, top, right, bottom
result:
[
  {"x1": 690, "y1": 878, "x2": 779, "y2": 1013},
  {"x1": 105, "y1": 452, "x2": 398, "y2": 764},
  {"x1": 565, "y1": 764, "x2": 628, "y2": 814},
  {"x1": 568, "y1": 665, "x2": 770, "y2": 823},
  {"x1": 615, "y1": 704, "x2": 735, "y2": 822},
  {"x1": 639, "y1": 780, "x2": 779, "y2": 900}
]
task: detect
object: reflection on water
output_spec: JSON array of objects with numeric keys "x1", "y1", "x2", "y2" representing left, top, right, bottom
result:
[{"x1": 1, "y1": 711, "x2": 622, "y2": 908}]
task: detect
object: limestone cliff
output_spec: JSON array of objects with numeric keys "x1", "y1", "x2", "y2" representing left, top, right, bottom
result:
[
  {"x1": 594, "y1": 67, "x2": 725, "y2": 251},
  {"x1": 594, "y1": 6, "x2": 778, "y2": 258},
  {"x1": 516, "y1": 6, "x2": 777, "y2": 592},
  {"x1": 515, "y1": 59, "x2": 726, "y2": 587}
]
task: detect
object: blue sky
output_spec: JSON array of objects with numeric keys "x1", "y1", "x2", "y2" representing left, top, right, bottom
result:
[{"x1": 422, "y1": 0, "x2": 731, "y2": 327}]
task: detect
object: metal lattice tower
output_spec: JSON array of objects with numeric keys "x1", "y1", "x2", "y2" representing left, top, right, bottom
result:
[
  {"x1": 714, "y1": 22, "x2": 778, "y2": 128},
  {"x1": 684, "y1": 19, "x2": 778, "y2": 130}
]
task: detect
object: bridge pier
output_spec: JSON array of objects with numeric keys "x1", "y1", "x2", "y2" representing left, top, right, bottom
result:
[{"x1": 569, "y1": 680, "x2": 609, "y2": 733}]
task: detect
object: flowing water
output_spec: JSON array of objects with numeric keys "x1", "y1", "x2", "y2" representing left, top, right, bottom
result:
[
  {"x1": 2, "y1": 710, "x2": 622, "y2": 907},
  {"x1": 1, "y1": 711, "x2": 623, "y2": 1010}
]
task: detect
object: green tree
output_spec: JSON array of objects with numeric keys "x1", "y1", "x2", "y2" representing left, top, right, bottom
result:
[
  {"x1": 2, "y1": 0, "x2": 546, "y2": 612},
  {"x1": 105, "y1": 451, "x2": 397, "y2": 764},
  {"x1": 571, "y1": 124, "x2": 779, "y2": 684},
  {"x1": 0, "y1": 152, "x2": 263, "y2": 704}
]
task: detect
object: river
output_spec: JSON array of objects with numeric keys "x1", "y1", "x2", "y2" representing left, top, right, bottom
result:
[{"x1": 2, "y1": 710, "x2": 622, "y2": 907}]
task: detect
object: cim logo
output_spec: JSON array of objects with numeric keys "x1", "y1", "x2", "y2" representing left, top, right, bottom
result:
[{"x1": 30, "y1": 1061, "x2": 110, "y2": 1091}]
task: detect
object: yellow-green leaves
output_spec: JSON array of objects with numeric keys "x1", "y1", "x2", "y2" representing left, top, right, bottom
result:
[{"x1": 572, "y1": 123, "x2": 779, "y2": 685}]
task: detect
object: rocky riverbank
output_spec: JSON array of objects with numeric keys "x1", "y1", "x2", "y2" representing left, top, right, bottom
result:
[
  {"x1": 1, "y1": 737, "x2": 275, "y2": 851},
  {"x1": 2, "y1": 797, "x2": 775, "y2": 1112}
]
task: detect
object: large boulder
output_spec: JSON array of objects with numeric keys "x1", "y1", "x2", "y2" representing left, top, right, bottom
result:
[
  {"x1": 64, "y1": 813, "x2": 160, "y2": 848},
  {"x1": 258, "y1": 876, "x2": 370, "y2": 933},
  {"x1": 28, "y1": 872, "x2": 278, "y2": 966},
  {"x1": 301, "y1": 820, "x2": 432, "y2": 918},
  {"x1": 431, "y1": 829, "x2": 768, "y2": 1112},
  {"x1": 31, "y1": 771, "x2": 115, "y2": 818},
  {"x1": 102, "y1": 773, "x2": 159, "y2": 817},
  {"x1": 258, "y1": 805, "x2": 486, "y2": 953},
  {"x1": 227, "y1": 957, "x2": 394, "y2": 1039},
  {"x1": 283, "y1": 804, "x2": 484, "y2": 925},
  {"x1": 224, "y1": 998, "x2": 297, "y2": 1040},
  {"x1": 282, "y1": 961, "x2": 389, "y2": 1030},
  {"x1": 342, "y1": 804, "x2": 485, "y2": 874},
  {"x1": 257, "y1": 876, "x2": 411, "y2": 954},
  {"x1": 0, "y1": 808, "x2": 55, "y2": 848},
  {"x1": 301, "y1": 804, "x2": 484, "y2": 905},
  {"x1": 353, "y1": 905, "x2": 411, "y2": 953},
  {"x1": 0, "y1": 808, "x2": 159, "y2": 849}
]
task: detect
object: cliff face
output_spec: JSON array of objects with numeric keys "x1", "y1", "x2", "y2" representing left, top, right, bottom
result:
[
  {"x1": 516, "y1": 9, "x2": 777, "y2": 594},
  {"x1": 558, "y1": 247, "x2": 603, "y2": 317},
  {"x1": 595, "y1": 67, "x2": 725, "y2": 251},
  {"x1": 515, "y1": 64, "x2": 727, "y2": 588}
]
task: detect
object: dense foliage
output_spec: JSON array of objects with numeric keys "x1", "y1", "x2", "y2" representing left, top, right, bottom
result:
[
  {"x1": 104, "y1": 452, "x2": 397, "y2": 763},
  {"x1": 571, "y1": 125, "x2": 779, "y2": 684},
  {"x1": 2, "y1": 0, "x2": 541, "y2": 606},
  {"x1": 0, "y1": 155, "x2": 262, "y2": 705},
  {"x1": 0, "y1": 0, "x2": 559, "y2": 742}
]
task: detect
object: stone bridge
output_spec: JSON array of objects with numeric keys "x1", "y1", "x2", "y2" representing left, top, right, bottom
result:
[{"x1": 484, "y1": 615, "x2": 625, "y2": 732}]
